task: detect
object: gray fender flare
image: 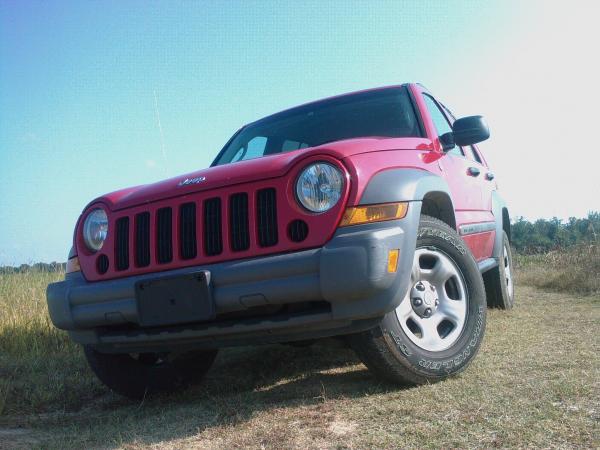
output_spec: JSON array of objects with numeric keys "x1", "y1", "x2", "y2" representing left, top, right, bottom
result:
[
  {"x1": 359, "y1": 168, "x2": 454, "y2": 205},
  {"x1": 491, "y1": 191, "x2": 509, "y2": 260},
  {"x1": 354, "y1": 168, "x2": 456, "y2": 305}
]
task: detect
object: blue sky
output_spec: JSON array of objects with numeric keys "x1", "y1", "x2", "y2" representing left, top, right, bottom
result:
[{"x1": 1, "y1": 0, "x2": 598, "y2": 264}]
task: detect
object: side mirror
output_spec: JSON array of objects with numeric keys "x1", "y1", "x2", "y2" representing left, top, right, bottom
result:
[
  {"x1": 452, "y1": 115, "x2": 490, "y2": 146},
  {"x1": 439, "y1": 132, "x2": 455, "y2": 152}
]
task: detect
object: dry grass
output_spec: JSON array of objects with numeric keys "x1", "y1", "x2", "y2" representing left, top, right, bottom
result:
[
  {"x1": 514, "y1": 243, "x2": 600, "y2": 295},
  {"x1": 0, "y1": 262, "x2": 599, "y2": 449},
  {"x1": 0, "y1": 271, "x2": 102, "y2": 420}
]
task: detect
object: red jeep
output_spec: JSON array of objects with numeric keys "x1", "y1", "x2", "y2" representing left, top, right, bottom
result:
[{"x1": 47, "y1": 84, "x2": 514, "y2": 398}]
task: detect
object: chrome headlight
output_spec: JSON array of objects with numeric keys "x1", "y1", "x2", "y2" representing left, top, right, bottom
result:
[
  {"x1": 83, "y1": 209, "x2": 108, "y2": 251},
  {"x1": 296, "y1": 162, "x2": 344, "y2": 213}
]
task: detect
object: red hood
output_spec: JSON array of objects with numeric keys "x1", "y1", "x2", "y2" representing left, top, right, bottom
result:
[{"x1": 90, "y1": 137, "x2": 432, "y2": 211}]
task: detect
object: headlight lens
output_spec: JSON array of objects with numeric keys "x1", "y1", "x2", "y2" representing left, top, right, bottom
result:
[
  {"x1": 83, "y1": 209, "x2": 108, "y2": 251},
  {"x1": 296, "y1": 162, "x2": 344, "y2": 213}
]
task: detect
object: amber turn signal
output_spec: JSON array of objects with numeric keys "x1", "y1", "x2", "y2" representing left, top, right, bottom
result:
[
  {"x1": 66, "y1": 256, "x2": 81, "y2": 274},
  {"x1": 339, "y1": 202, "x2": 408, "y2": 227},
  {"x1": 387, "y1": 249, "x2": 399, "y2": 273}
]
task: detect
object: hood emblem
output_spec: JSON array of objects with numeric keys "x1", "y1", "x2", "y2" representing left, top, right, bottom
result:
[{"x1": 178, "y1": 176, "x2": 206, "y2": 187}]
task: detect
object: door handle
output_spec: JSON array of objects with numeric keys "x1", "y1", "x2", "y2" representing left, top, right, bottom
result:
[
  {"x1": 467, "y1": 167, "x2": 481, "y2": 177},
  {"x1": 485, "y1": 172, "x2": 495, "y2": 181}
]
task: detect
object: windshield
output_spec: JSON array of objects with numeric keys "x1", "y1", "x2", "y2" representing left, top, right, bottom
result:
[{"x1": 213, "y1": 86, "x2": 422, "y2": 166}]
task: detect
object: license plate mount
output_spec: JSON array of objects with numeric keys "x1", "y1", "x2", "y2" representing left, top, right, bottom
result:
[{"x1": 135, "y1": 271, "x2": 214, "y2": 327}]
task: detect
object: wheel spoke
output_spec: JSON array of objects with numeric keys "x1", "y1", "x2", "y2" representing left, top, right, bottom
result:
[
  {"x1": 395, "y1": 294, "x2": 413, "y2": 320},
  {"x1": 417, "y1": 317, "x2": 444, "y2": 349},
  {"x1": 431, "y1": 256, "x2": 457, "y2": 285},
  {"x1": 417, "y1": 250, "x2": 457, "y2": 286},
  {"x1": 504, "y1": 245, "x2": 514, "y2": 298},
  {"x1": 437, "y1": 295, "x2": 466, "y2": 326},
  {"x1": 411, "y1": 256, "x2": 422, "y2": 282}
]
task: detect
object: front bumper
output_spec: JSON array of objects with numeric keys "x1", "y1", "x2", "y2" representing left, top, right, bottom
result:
[{"x1": 47, "y1": 206, "x2": 420, "y2": 352}]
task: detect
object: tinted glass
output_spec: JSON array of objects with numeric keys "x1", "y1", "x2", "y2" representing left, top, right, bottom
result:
[
  {"x1": 422, "y1": 94, "x2": 463, "y2": 156},
  {"x1": 214, "y1": 87, "x2": 422, "y2": 165}
]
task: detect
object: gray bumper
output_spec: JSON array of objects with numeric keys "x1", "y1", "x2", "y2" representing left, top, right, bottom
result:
[{"x1": 47, "y1": 206, "x2": 420, "y2": 351}]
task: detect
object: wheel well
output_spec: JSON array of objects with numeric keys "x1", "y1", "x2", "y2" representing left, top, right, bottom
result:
[
  {"x1": 502, "y1": 207, "x2": 511, "y2": 241},
  {"x1": 421, "y1": 192, "x2": 456, "y2": 230}
]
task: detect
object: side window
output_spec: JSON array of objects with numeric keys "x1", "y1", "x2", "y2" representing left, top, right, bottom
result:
[
  {"x1": 282, "y1": 140, "x2": 309, "y2": 152},
  {"x1": 232, "y1": 136, "x2": 268, "y2": 162},
  {"x1": 422, "y1": 95, "x2": 463, "y2": 156}
]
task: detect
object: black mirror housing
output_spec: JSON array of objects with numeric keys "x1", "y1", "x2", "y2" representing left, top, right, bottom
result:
[
  {"x1": 439, "y1": 132, "x2": 455, "y2": 152},
  {"x1": 452, "y1": 115, "x2": 490, "y2": 146}
]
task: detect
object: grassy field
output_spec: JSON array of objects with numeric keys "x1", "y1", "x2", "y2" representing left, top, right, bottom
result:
[
  {"x1": 0, "y1": 254, "x2": 598, "y2": 449},
  {"x1": 514, "y1": 244, "x2": 599, "y2": 295}
]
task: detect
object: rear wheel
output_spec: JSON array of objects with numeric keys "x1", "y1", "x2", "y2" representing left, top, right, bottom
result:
[
  {"x1": 483, "y1": 231, "x2": 515, "y2": 309},
  {"x1": 348, "y1": 215, "x2": 487, "y2": 384},
  {"x1": 84, "y1": 346, "x2": 218, "y2": 399}
]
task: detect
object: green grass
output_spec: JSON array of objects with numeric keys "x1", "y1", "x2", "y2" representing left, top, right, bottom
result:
[{"x1": 0, "y1": 258, "x2": 599, "y2": 448}]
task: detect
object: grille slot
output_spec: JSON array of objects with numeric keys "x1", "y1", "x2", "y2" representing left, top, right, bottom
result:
[
  {"x1": 257, "y1": 188, "x2": 278, "y2": 247},
  {"x1": 204, "y1": 198, "x2": 223, "y2": 256},
  {"x1": 230, "y1": 193, "x2": 250, "y2": 251},
  {"x1": 156, "y1": 207, "x2": 173, "y2": 263},
  {"x1": 179, "y1": 202, "x2": 197, "y2": 260},
  {"x1": 115, "y1": 217, "x2": 129, "y2": 270},
  {"x1": 135, "y1": 212, "x2": 151, "y2": 267}
]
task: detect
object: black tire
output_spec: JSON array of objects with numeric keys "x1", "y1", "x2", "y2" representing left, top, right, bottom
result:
[
  {"x1": 348, "y1": 215, "x2": 487, "y2": 385},
  {"x1": 84, "y1": 346, "x2": 218, "y2": 399},
  {"x1": 483, "y1": 231, "x2": 515, "y2": 309}
]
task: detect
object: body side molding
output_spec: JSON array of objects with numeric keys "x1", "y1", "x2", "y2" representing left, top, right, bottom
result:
[{"x1": 459, "y1": 221, "x2": 496, "y2": 236}]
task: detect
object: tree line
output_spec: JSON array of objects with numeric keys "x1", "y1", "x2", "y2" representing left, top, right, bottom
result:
[
  {"x1": 0, "y1": 262, "x2": 66, "y2": 274},
  {"x1": 511, "y1": 212, "x2": 599, "y2": 254}
]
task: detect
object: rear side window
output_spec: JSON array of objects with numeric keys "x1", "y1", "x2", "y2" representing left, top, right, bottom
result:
[{"x1": 422, "y1": 94, "x2": 463, "y2": 156}]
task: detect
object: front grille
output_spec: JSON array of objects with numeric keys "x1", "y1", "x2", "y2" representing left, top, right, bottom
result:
[
  {"x1": 230, "y1": 193, "x2": 250, "y2": 251},
  {"x1": 115, "y1": 217, "x2": 129, "y2": 270},
  {"x1": 97, "y1": 188, "x2": 290, "y2": 275},
  {"x1": 156, "y1": 207, "x2": 173, "y2": 263},
  {"x1": 257, "y1": 188, "x2": 278, "y2": 247},
  {"x1": 204, "y1": 198, "x2": 223, "y2": 256}
]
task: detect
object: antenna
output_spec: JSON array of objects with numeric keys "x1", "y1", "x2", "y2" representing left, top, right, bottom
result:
[{"x1": 153, "y1": 90, "x2": 169, "y2": 176}]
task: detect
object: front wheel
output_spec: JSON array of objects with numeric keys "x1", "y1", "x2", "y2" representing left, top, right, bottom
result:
[
  {"x1": 348, "y1": 215, "x2": 487, "y2": 384},
  {"x1": 84, "y1": 346, "x2": 218, "y2": 399}
]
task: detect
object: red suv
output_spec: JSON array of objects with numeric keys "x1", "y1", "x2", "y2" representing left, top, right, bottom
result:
[{"x1": 47, "y1": 84, "x2": 514, "y2": 398}]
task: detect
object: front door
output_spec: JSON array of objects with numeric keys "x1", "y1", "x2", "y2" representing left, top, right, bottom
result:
[{"x1": 419, "y1": 92, "x2": 495, "y2": 261}]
